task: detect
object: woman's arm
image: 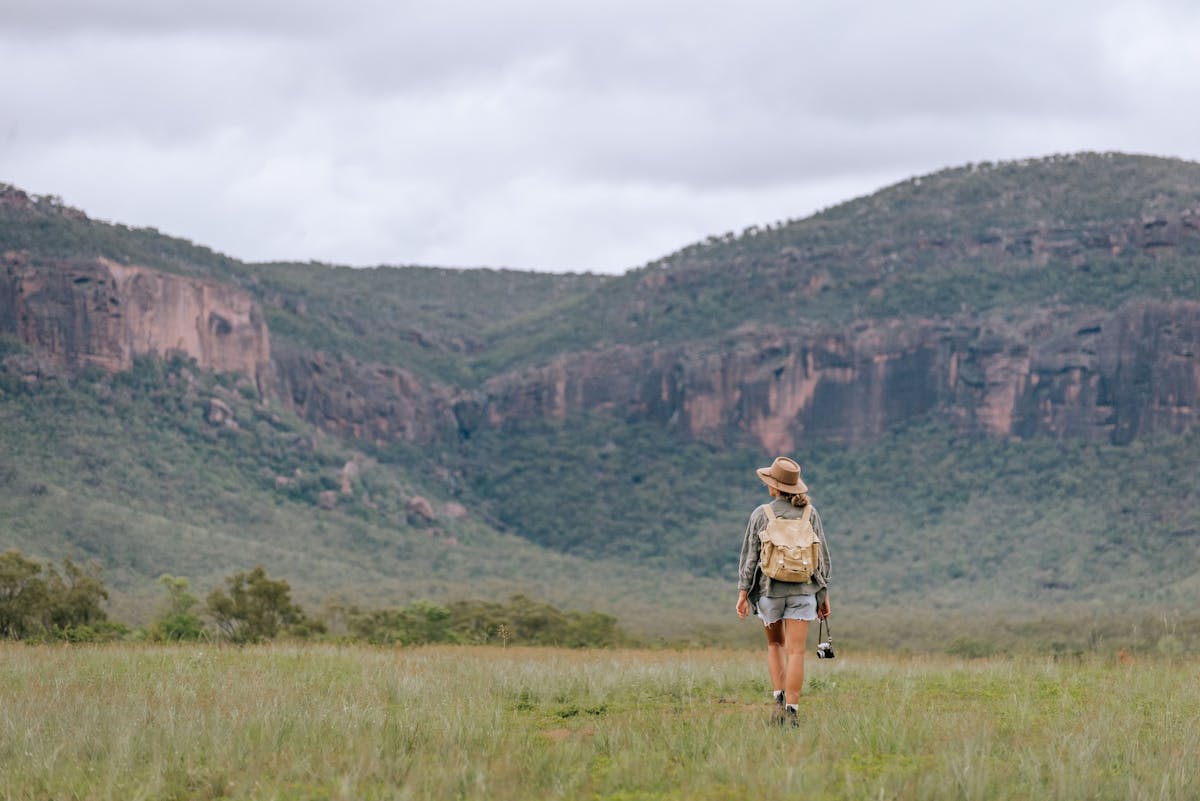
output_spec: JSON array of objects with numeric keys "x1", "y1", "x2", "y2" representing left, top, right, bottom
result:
[
  {"x1": 812, "y1": 507, "x2": 831, "y2": 584},
  {"x1": 736, "y1": 508, "x2": 763, "y2": 593},
  {"x1": 812, "y1": 507, "x2": 831, "y2": 619},
  {"x1": 735, "y1": 508, "x2": 763, "y2": 617}
]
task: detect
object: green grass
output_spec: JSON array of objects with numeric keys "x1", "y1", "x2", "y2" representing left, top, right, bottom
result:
[{"x1": 1, "y1": 644, "x2": 1197, "y2": 800}]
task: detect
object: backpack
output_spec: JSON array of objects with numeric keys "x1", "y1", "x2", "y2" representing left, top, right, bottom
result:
[{"x1": 758, "y1": 504, "x2": 820, "y2": 583}]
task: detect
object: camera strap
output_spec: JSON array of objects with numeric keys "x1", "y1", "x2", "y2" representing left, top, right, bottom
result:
[{"x1": 818, "y1": 617, "x2": 832, "y2": 645}]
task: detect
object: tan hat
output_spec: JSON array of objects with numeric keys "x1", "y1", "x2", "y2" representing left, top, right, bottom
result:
[{"x1": 756, "y1": 456, "x2": 808, "y2": 494}]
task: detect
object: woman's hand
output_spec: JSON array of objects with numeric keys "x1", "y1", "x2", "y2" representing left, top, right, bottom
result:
[
  {"x1": 735, "y1": 591, "x2": 750, "y2": 619},
  {"x1": 817, "y1": 596, "x2": 831, "y2": 620}
]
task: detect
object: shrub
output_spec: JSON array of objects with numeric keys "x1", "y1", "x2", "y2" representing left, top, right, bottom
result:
[
  {"x1": 206, "y1": 566, "x2": 311, "y2": 643},
  {"x1": 0, "y1": 550, "x2": 113, "y2": 640},
  {"x1": 150, "y1": 575, "x2": 207, "y2": 642}
]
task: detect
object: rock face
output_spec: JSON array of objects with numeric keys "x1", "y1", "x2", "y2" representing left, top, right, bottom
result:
[
  {"x1": 271, "y1": 348, "x2": 459, "y2": 444},
  {"x1": 458, "y1": 300, "x2": 1200, "y2": 449},
  {"x1": 0, "y1": 253, "x2": 271, "y2": 393},
  {"x1": 2, "y1": 239, "x2": 1197, "y2": 453}
]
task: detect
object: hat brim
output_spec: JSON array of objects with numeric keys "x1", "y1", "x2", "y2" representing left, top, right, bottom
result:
[{"x1": 756, "y1": 466, "x2": 808, "y2": 494}]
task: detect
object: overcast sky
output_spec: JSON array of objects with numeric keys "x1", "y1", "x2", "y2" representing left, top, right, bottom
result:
[{"x1": 3, "y1": 0, "x2": 1199, "y2": 274}]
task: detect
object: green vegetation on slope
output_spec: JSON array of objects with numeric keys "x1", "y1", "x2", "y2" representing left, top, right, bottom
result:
[
  {"x1": 249, "y1": 260, "x2": 605, "y2": 383},
  {"x1": 4, "y1": 352, "x2": 1196, "y2": 630},
  {"x1": 687, "y1": 152, "x2": 1200, "y2": 258},
  {"x1": 4, "y1": 153, "x2": 1200, "y2": 627},
  {"x1": 473, "y1": 153, "x2": 1200, "y2": 372},
  {"x1": 0, "y1": 186, "x2": 242, "y2": 281},
  {"x1": 0, "y1": 361, "x2": 729, "y2": 636},
  {"x1": 450, "y1": 410, "x2": 1200, "y2": 608}
]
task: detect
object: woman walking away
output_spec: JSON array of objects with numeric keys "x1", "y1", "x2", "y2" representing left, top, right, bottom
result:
[{"x1": 736, "y1": 456, "x2": 831, "y2": 727}]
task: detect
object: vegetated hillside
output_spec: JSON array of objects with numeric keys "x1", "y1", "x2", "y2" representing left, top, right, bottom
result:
[
  {"x1": 250, "y1": 261, "x2": 605, "y2": 384},
  {"x1": 437, "y1": 152, "x2": 1200, "y2": 611},
  {"x1": 450, "y1": 408, "x2": 1200, "y2": 610},
  {"x1": 474, "y1": 152, "x2": 1200, "y2": 373},
  {"x1": 0, "y1": 187, "x2": 242, "y2": 282},
  {"x1": 2, "y1": 152, "x2": 1199, "y2": 630},
  {"x1": 0, "y1": 356, "x2": 728, "y2": 635},
  {"x1": 0, "y1": 184, "x2": 606, "y2": 386}
]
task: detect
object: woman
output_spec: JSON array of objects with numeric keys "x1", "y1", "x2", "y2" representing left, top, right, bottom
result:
[{"x1": 736, "y1": 456, "x2": 831, "y2": 727}]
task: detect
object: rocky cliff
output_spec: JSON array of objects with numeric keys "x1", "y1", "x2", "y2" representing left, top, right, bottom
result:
[
  {"x1": 459, "y1": 300, "x2": 1200, "y2": 450},
  {"x1": 271, "y1": 347, "x2": 459, "y2": 443},
  {"x1": 0, "y1": 253, "x2": 271, "y2": 393},
  {"x1": 4, "y1": 252, "x2": 1197, "y2": 452}
]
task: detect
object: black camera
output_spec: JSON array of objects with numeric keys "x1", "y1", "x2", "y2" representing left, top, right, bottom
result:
[{"x1": 815, "y1": 617, "x2": 835, "y2": 658}]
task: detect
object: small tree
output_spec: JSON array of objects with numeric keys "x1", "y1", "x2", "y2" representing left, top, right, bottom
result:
[
  {"x1": 0, "y1": 552, "x2": 117, "y2": 641},
  {"x1": 151, "y1": 574, "x2": 206, "y2": 641},
  {"x1": 0, "y1": 550, "x2": 47, "y2": 639},
  {"x1": 206, "y1": 566, "x2": 306, "y2": 643},
  {"x1": 43, "y1": 558, "x2": 109, "y2": 631}
]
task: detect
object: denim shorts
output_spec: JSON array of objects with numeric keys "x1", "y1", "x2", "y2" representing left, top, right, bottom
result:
[{"x1": 756, "y1": 593, "x2": 817, "y2": 626}]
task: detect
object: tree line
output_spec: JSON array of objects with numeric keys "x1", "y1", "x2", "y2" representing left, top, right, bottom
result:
[{"x1": 0, "y1": 550, "x2": 626, "y2": 647}]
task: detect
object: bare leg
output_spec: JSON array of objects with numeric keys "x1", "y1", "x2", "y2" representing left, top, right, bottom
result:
[
  {"x1": 764, "y1": 620, "x2": 785, "y2": 692},
  {"x1": 783, "y1": 619, "x2": 810, "y2": 705}
]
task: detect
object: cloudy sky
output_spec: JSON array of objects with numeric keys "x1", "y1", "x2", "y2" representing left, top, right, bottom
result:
[{"x1": 3, "y1": 0, "x2": 1199, "y2": 274}]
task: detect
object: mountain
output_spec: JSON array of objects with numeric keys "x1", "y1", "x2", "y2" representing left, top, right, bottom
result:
[{"x1": 2, "y1": 152, "x2": 1199, "y2": 644}]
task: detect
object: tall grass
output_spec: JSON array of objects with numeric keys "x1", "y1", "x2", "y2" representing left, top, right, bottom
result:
[{"x1": 2, "y1": 644, "x2": 1197, "y2": 800}]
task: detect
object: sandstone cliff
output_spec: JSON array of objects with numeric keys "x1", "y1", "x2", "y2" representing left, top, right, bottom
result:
[
  {"x1": 0, "y1": 253, "x2": 270, "y2": 393},
  {"x1": 271, "y1": 347, "x2": 458, "y2": 443},
  {"x1": 4, "y1": 156, "x2": 1200, "y2": 454},
  {"x1": 457, "y1": 300, "x2": 1200, "y2": 450},
  {"x1": 4, "y1": 252, "x2": 1196, "y2": 452}
]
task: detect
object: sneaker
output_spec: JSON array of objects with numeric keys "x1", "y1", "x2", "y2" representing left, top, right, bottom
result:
[
  {"x1": 785, "y1": 706, "x2": 799, "y2": 728},
  {"x1": 768, "y1": 693, "x2": 786, "y2": 726}
]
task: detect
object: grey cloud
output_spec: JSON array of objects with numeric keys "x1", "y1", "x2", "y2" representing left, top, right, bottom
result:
[
  {"x1": 3, "y1": 0, "x2": 1200, "y2": 273},
  {"x1": 4, "y1": 0, "x2": 340, "y2": 36}
]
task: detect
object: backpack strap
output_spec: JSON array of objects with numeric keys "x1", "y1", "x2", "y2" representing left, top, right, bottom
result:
[{"x1": 765, "y1": 504, "x2": 811, "y2": 523}]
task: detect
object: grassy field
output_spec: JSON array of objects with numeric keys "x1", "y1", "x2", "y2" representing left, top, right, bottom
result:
[{"x1": 2, "y1": 644, "x2": 1198, "y2": 801}]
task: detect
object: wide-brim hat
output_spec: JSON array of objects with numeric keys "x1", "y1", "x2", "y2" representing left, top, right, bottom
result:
[{"x1": 756, "y1": 456, "x2": 808, "y2": 494}]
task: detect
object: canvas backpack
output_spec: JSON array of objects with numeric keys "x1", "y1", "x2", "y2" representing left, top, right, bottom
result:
[{"x1": 758, "y1": 504, "x2": 820, "y2": 583}]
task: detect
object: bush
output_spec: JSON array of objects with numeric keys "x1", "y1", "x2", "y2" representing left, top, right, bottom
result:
[
  {"x1": 448, "y1": 595, "x2": 625, "y2": 647},
  {"x1": 346, "y1": 600, "x2": 462, "y2": 646},
  {"x1": 0, "y1": 551, "x2": 48, "y2": 639},
  {"x1": 206, "y1": 566, "x2": 315, "y2": 643},
  {"x1": 0, "y1": 550, "x2": 113, "y2": 640},
  {"x1": 330, "y1": 595, "x2": 627, "y2": 648},
  {"x1": 946, "y1": 637, "x2": 999, "y2": 659},
  {"x1": 150, "y1": 575, "x2": 207, "y2": 642}
]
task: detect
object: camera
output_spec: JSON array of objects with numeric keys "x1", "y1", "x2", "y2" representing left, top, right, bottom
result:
[{"x1": 815, "y1": 617, "x2": 835, "y2": 658}]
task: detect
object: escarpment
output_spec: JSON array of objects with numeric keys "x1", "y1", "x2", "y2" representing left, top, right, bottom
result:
[
  {"x1": 1, "y1": 253, "x2": 270, "y2": 393},
  {"x1": 455, "y1": 300, "x2": 1200, "y2": 450},
  {"x1": 3, "y1": 253, "x2": 1198, "y2": 452},
  {"x1": 3, "y1": 155, "x2": 1199, "y2": 453}
]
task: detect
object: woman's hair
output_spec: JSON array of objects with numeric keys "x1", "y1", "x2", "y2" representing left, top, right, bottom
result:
[{"x1": 770, "y1": 487, "x2": 810, "y2": 508}]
